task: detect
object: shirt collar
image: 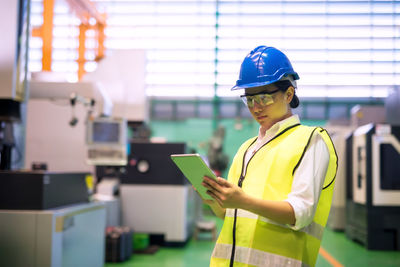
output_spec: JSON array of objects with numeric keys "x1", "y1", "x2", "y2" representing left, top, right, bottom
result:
[{"x1": 258, "y1": 114, "x2": 300, "y2": 141}]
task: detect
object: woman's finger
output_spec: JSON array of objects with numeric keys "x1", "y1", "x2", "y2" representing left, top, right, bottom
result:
[
  {"x1": 203, "y1": 176, "x2": 220, "y2": 186},
  {"x1": 203, "y1": 178, "x2": 223, "y2": 194},
  {"x1": 206, "y1": 190, "x2": 223, "y2": 207},
  {"x1": 216, "y1": 177, "x2": 232, "y2": 187}
]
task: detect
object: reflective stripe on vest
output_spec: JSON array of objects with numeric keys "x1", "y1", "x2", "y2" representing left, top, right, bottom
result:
[
  {"x1": 225, "y1": 209, "x2": 324, "y2": 241},
  {"x1": 212, "y1": 243, "x2": 311, "y2": 267}
]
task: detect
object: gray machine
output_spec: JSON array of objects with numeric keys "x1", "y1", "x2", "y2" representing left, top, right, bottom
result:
[
  {"x1": 94, "y1": 178, "x2": 121, "y2": 227},
  {"x1": 0, "y1": 171, "x2": 107, "y2": 266},
  {"x1": 325, "y1": 125, "x2": 352, "y2": 230},
  {"x1": 120, "y1": 142, "x2": 196, "y2": 246},
  {"x1": 121, "y1": 184, "x2": 195, "y2": 245},
  {"x1": 346, "y1": 123, "x2": 400, "y2": 250},
  {"x1": 0, "y1": 202, "x2": 106, "y2": 267},
  {"x1": 385, "y1": 86, "x2": 400, "y2": 125}
]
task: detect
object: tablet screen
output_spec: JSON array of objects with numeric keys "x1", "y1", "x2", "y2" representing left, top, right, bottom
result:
[{"x1": 170, "y1": 153, "x2": 216, "y2": 200}]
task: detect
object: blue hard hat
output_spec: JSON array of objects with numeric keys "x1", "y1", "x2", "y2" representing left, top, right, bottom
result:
[{"x1": 231, "y1": 46, "x2": 299, "y2": 90}]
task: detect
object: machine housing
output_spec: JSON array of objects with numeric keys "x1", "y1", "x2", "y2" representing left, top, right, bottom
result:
[
  {"x1": 346, "y1": 123, "x2": 400, "y2": 250},
  {"x1": 119, "y1": 142, "x2": 196, "y2": 245}
]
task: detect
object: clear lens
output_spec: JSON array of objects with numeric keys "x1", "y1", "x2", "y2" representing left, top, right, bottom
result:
[
  {"x1": 258, "y1": 94, "x2": 274, "y2": 106},
  {"x1": 240, "y1": 93, "x2": 274, "y2": 108}
]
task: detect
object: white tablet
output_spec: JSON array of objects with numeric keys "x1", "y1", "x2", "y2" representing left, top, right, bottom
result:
[{"x1": 170, "y1": 153, "x2": 217, "y2": 200}]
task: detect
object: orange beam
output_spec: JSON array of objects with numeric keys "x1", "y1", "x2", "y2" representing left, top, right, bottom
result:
[
  {"x1": 42, "y1": 0, "x2": 55, "y2": 71},
  {"x1": 95, "y1": 22, "x2": 105, "y2": 61},
  {"x1": 77, "y1": 23, "x2": 88, "y2": 80}
]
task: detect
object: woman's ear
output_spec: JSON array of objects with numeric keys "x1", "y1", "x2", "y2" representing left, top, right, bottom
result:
[{"x1": 286, "y1": 86, "x2": 295, "y2": 103}]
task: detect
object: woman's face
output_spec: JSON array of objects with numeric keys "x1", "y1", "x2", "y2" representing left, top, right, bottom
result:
[{"x1": 245, "y1": 84, "x2": 294, "y2": 130}]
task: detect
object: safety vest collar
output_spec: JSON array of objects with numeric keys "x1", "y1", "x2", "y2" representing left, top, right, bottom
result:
[
  {"x1": 238, "y1": 123, "x2": 301, "y2": 182},
  {"x1": 212, "y1": 243, "x2": 312, "y2": 267}
]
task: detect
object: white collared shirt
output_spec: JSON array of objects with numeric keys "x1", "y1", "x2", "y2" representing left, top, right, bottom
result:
[{"x1": 243, "y1": 115, "x2": 330, "y2": 230}]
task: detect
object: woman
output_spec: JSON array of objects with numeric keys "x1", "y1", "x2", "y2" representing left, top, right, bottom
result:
[{"x1": 202, "y1": 46, "x2": 337, "y2": 267}]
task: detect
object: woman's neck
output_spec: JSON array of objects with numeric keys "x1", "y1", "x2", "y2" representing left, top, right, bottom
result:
[{"x1": 259, "y1": 112, "x2": 293, "y2": 138}]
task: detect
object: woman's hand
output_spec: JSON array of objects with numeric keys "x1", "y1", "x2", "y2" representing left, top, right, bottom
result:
[
  {"x1": 202, "y1": 176, "x2": 296, "y2": 224},
  {"x1": 192, "y1": 185, "x2": 216, "y2": 206},
  {"x1": 202, "y1": 176, "x2": 246, "y2": 209},
  {"x1": 192, "y1": 182, "x2": 226, "y2": 219}
]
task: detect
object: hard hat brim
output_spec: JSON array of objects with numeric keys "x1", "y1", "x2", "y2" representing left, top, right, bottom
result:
[{"x1": 231, "y1": 72, "x2": 300, "y2": 91}]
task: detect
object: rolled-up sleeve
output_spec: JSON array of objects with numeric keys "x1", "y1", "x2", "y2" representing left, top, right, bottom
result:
[{"x1": 285, "y1": 132, "x2": 330, "y2": 230}]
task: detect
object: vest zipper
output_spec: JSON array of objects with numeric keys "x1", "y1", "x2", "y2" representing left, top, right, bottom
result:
[
  {"x1": 238, "y1": 175, "x2": 245, "y2": 187},
  {"x1": 230, "y1": 142, "x2": 254, "y2": 267},
  {"x1": 228, "y1": 123, "x2": 301, "y2": 267},
  {"x1": 230, "y1": 208, "x2": 238, "y2": 267}
]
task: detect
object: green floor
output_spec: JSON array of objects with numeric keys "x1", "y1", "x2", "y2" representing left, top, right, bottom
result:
[
  {"x1": 317, "y1": 229, "x2": 400, "y2": 267},
  {"x1": 105, "y1": 215, "x2": 400, "y2": 267}
]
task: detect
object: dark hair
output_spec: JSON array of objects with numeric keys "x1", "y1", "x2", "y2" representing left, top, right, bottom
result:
[{"x1": 274, "y1": 80, "x2": 300, "y2": 109}]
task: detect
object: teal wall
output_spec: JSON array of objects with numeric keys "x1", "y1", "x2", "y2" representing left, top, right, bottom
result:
[{"x1": 149, "y1": 118, "x2": 326, "y2": 177}]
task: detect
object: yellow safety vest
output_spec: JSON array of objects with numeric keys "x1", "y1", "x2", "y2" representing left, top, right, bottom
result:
[{"x1": 210, "y1": 124, "x2": 338, "y2": 267}]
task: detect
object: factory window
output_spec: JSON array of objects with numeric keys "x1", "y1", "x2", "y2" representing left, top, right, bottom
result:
[
  {"x1": 29, "y1": 0, "x2": 400, "y2": 99},
  {"x1": 216, "y1": 0, "x2": 400, "y2": 99}
]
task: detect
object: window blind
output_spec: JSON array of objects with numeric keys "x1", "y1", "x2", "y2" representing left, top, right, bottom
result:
[
  {"x1": 29, "y1": 0, "x2": 399, "y2": 98},
  {"x1": 216, "y1": 0, "x2": 400, "y2": 98}
]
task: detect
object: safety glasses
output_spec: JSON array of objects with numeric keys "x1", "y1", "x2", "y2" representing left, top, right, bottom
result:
[{"x1": 240, "y1": 89, "x2": 280, "y2": 108}]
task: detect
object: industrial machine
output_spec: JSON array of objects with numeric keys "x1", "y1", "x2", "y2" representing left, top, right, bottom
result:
[
  {"x1": 0, "y1": 0, "x2": 30, "y2": 170},
  {"x1": 120, "y1": 142, "x2": 196, "y2": 246},
  {"x1": 25, "y1": 81, "x2": 128, "y2": 172},
  {"x1": 325, "y1": 125, "x2": 352, "y2": 230},
  {"x1": 0, "y1": 171, "x2": 89, "y2": 210},
  {"x1": 345, "y1": 123, "x2": 400, "y2": 250},
  {"x1": 25, "y1": 48, "x2": 146, "y2": 172},
  {"x1": 0, "y1": 202, "x2": 106, "y2": 267},
  {"x1": 25, "y1": 82, "x2": 110, "y2": 172},
  {"x1": 0, "y1": 170, "x2": 106, "y2": 267}
]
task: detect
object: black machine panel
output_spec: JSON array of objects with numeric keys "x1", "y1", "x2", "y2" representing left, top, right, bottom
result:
[
  {"x1": 380, "y1": 144, "x2": 400, "y2": 190},
  {"x1": 0, "y1": 171, "x2": 89, "y2": 210},
  {"x1": 120, "y1": 142, "x2": 188, "y2": 185}
]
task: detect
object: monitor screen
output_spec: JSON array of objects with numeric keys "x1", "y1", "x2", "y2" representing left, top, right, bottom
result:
[{"x1": 93, "y1": 121, "x2": 120, "y2": 143}]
